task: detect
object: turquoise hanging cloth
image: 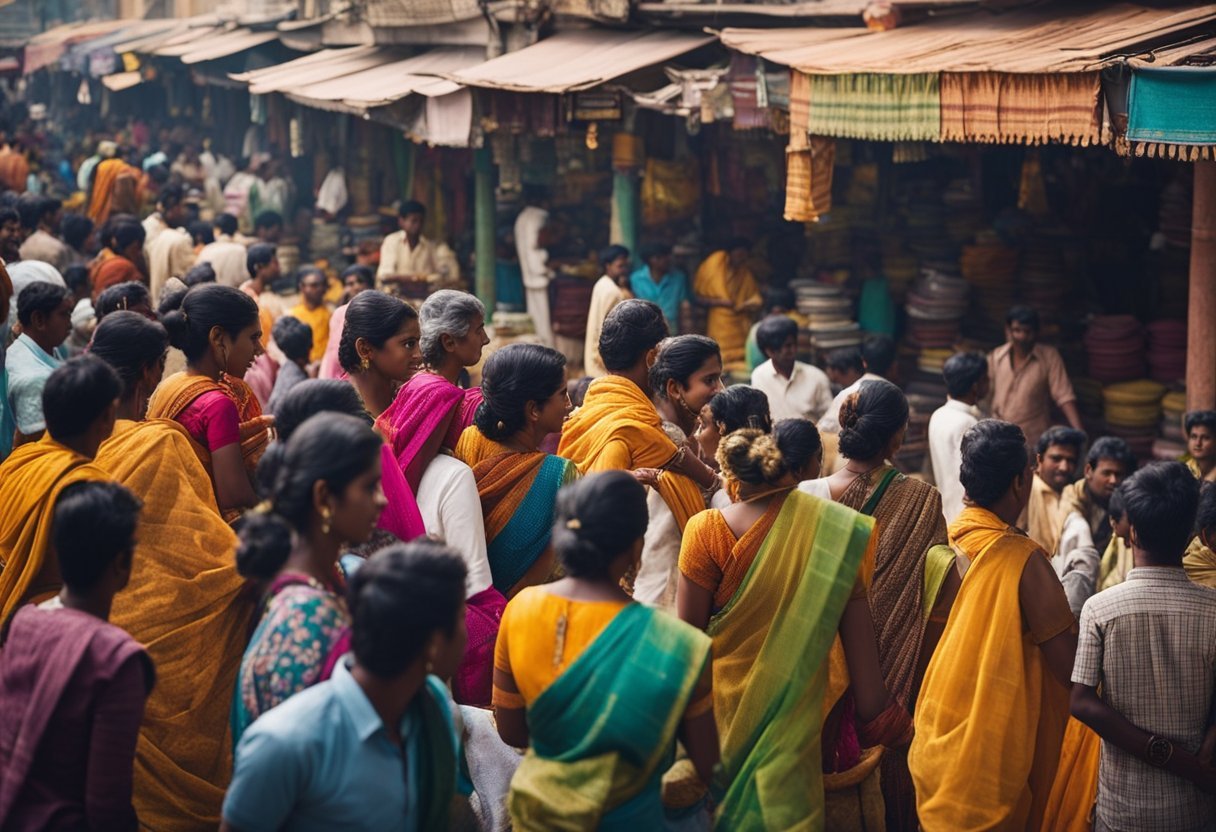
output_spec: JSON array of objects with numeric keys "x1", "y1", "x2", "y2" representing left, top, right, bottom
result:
[
  {"x1": 1127, "y1": 67, "x2": 1216, "y2": 145},
  {"x1": 858, "y1": 276, "x2": 895, "y2": 336}
]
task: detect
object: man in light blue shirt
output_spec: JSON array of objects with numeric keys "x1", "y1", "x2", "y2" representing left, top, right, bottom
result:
[
  {"x1": 221, "y1": 542, "x2": 471, "y2": 832},
  {"x1": 629, "y1": 242, "x2": 689, "y2": 334},
  {"x1": 6, "y1": 281, "x2": 71, "y2": 441}
]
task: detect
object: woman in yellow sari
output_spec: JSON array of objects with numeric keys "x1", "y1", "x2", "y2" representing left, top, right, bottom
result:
[
  {"x1": 494, "y1": 471, "x2": 718, "y2": 830},
  {"x1": 0, "y1": 356, "x2": 118, "y2": 624},
  {"x1": 147, "y1": 284, "x2": 273, "y2": 521},
  {"x1": 692, "y1": 239, "x2": 761, "y2": 366},
  {"x1": 89, "y1": 310, "x2": 256, "y2": 830},
  {"x1": 86, "y1": 156, "x2": 143, "y2": 225},
  {"x1": 678, "y1": 428, "x2": 911, "y2": 830}
]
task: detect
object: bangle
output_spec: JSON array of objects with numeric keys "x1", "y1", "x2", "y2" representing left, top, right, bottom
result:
[
  {"x1": 665, "y1": 446, "x2": 686, "y2": 471},
  {"x1": 1146, "y1": 735, "x2": 1174, "y2": 767}
]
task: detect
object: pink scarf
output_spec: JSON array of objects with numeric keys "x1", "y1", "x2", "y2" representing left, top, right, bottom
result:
[
  {"x1": 376, "y1": 372, "x2": 483, "y2": 475},
  {"x1": 376, "y1": 444, "x2": 425, "y2": 542}
]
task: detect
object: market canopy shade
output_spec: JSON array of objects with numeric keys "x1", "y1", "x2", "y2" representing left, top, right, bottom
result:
[
  {"x1": 178, "y1": 29, "x2": 282, "y2": 65},
  {"x1": 231, "y1": 46, "x2": 387, "y2": 93},
  {"x1": 284, "y1": 47, "x2": 481, "y2": 109},
  {"x1": 719, "y1": 3, "x2": 1216, "y2": 74},
  {"x1": 446, "y1": 29, "x2": 714, "y2": 93},
  {"x1": 23, "y1": 19, "x2": 134, "y2": 74}
]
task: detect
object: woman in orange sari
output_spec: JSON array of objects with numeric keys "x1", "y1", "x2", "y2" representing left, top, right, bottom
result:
[
  {"x1": 89, "y1": 217, "x2": 146, "y2": 303},
  {"x1": 87, "y1": 156, "x2": 143, "y2": 225},
  {"x1": 89, "y1": 310, "x2": 256, "y2": 830},
  {"x1": 147, "y1": 284, "x2": 273, "y2": 520}
]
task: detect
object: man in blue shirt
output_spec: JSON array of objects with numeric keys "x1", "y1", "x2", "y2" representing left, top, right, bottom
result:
[
  {"x1": 221, "y1": 542, "x2": 471, "y2": 832},
  {"x1": 629, "y1": 242, "x2": 689, "y2": 334}
]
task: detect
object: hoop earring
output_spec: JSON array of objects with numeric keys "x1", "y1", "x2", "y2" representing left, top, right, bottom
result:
[{"x1": 320, "y1": 508, "x2": 332, "y2": 536}]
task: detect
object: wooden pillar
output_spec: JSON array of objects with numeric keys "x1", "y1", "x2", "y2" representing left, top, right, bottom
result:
[
  {"x1": 1188, "y1": 160, "x2": 1216, "y2": 411},
  {"x1": 474, "y1": 146, "x2": 496, "y2": 314}
]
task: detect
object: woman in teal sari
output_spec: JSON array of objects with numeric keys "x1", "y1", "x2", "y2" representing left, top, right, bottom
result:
[{"x1": 493, "y1": 471, "x2": 718, "y2": 830}]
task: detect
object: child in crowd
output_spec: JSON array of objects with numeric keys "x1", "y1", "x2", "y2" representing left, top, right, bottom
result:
[{"x1": 266, "y1": 316, "x2": 313, "y2": 416}]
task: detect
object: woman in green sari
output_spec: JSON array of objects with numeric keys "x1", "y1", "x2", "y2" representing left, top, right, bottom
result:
[{"x1": 493, "y1": 471, "x2": 718, "y2": 830}]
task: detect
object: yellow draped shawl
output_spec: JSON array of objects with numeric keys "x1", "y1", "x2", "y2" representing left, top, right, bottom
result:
[
  {"x1": 692, "y1": 251, "x2": 760, "y2": 366},
  {"x1": 0, "y1": 436, "x2": 108, "y2": 624},
  {"x1": 557, "y1": 375, "x2": 703, "y2": 531},
  {"x1": 100, "y1": 419, "x2": 255, "y2": 830}
]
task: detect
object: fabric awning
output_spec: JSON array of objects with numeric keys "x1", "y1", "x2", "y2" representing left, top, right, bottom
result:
[
  {"x1": 446, "y1": 29, "x2": 714, "y2": 93},
  {"x1": 232, "y1": 46, "x2": 391, "y2": 94},
  {"x1": 179, "y1": 29, "x2": 281, "y2": 65},
  {"x1": 284, "y1": 47, "x2": 482, "y2": 110},
  {"x1": 719, "y1": 4, "x2": 1216, "y2": 74},
  {"x1": 23, "y1": 20, "x2": 132, "y2": 74},
  {"x1": 101, "y1": 71, "x2": 145, "y2": 92},
  {"x1": 151, "y1": 25, "x2": 227, "y2": 57}
]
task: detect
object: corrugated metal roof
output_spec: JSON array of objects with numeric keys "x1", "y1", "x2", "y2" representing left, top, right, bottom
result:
[
  {"x1": 179, "y1": 29, "x2": 282, "y2": 65},
  {"x1": 446, "y1": 29, "x2": 714, "y2": 93},
  {"x1": 719, "y1": 3, "x2": 1216, "y2": 74}
]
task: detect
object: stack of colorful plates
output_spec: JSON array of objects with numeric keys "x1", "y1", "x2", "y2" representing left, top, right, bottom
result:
[
  {"x1": 906, "y1": 270, "x2": 969, "y2": 349},
  {"x1": 1084, "y1": 316, "x2": 1146, "y2": 383},
  {"x1": 1161, "y1": 390, "x2": 1188, "y2": 443},
  {"x1": 790, "y1": 280, "x2": 862, "y2": 358},
  {"x1": 1103, "y1": 379, "x2": 1168, "y2": 462},
  {"x1": 1146, "y1": 319, "x2": 1187, "y2": 384}
]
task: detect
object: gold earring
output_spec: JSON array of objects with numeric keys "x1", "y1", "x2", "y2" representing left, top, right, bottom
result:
[
  {"x1": 360, "y1": 356, "x2": 370, "y2": 371},
  {"x1": 320, "y1": 508, "x2": 332, "y2": 535}
]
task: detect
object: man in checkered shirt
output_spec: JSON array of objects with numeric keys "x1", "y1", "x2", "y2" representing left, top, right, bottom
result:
[{"x1": 1071, "y1": 461, "x2": 1216, "y2": 831}]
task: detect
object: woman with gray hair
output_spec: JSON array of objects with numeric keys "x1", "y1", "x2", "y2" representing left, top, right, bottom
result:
[{"x1": 377, "y1": 289, "x2": 490, "y2": 492}]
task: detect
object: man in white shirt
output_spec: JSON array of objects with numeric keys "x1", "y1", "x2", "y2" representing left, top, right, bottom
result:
[
  {"x1": 584, "y1": 244, "x2": 631, "y2": 378},
  {"x1": 377, "y1": 200, "x2": 456, "y2": 292},
  {"x1": 818, "y1": 335, "x2": 895, "y2": 434},
  {"x1": 750, "y1": 315, "x2": 832, "y2": 422},
  {"x1": 194, "y1": 212, "x2": 248, "y2": 288},
  {"x1": 142, "y1": 184, "x2": 194, "y2": 303},
  {"x1": 514, "y1": 187, "x2": 553, "y2": 346},
  {"x1": 928, "y1": 351, "x2": 988, "y2": 524}
]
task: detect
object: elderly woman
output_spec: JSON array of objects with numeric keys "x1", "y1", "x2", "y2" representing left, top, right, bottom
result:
[{"x1": 377, "y1": 289, "x2": 490, "y2": 492}]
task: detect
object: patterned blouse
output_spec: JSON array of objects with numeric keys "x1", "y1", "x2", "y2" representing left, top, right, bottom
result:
[{"x1": 231, "y1": 573, "x2": 350, "y2": 745}]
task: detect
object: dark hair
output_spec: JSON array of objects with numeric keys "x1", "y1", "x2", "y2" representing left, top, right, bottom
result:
[
  {"x1": 860, "y1": 334, "x2": 896, "y2": 377},
  {"x1": 63, "y1": 264, "x2": 90, "y2": 296},
  {"x1": 157, "y1": 183, "x2": 185, "y2": 210},
  {"x1": 639, "y1": 241, "x2": 672, "y2": 264},
  {"x1": 1198, "y1": 482, "x2": 1216, "y2": 537},
  {"x1": 774, "y1": 418, "x2": 822, "y2": 475},
  {"x1": 756, "y1": 315, "x2": 798, "y2": 356},
  {"x1": 183, "y1": 262, "x2": 216, "y2": 287},
  {"x1": 96, "y1": 281, "x2": 150, "y2": 319},
  {"x1": 253, "y1": 210, "x2": 283, "y2": 231},
  {"x1": 942, "y1": 351, "x2": 988, "y2": 399},
  {"x1": 650, "y1": 335, "x2": 720, "y2": 401},
  {"x1": 826, "y1": 346, "x2": 864, "y2": 374},
  {"x1": 838, "y1": 379, "x2": 909, "y2": 461},
  {"x1": 763, "y1": 286, "x2": 795, "y2": 313},
  {"x1": 0, "y1": 206, "x2": 17, "y2": 227},
  {"x1": 552, "y1": 471, "x2": 648, "y2": 580},
  {"x1": 238, "y1": 413, "x2": 383, "y2": 580},
  {"x1": 273, "y1": 379, "x2": 371, "y2": 442},
  {"x1": 246, "y1": 242, "x2": 276, "y2": 277},
  {"x1": 214, "y1": 212, "x2": 238, "y2": 237},
  {"x1": 347, "y1": 540, "x2": 466, "y2": 678},
  {"x1": 709, "y1": 385, "x2": 772, "y2": 434},
  {"x1": 188, "y1": 220, "x2": 214, "y2": 247},
  {"x1": 17, "y1": 281, "x2": 68, "y2": 326},
  {"x1": 1087, "y1": 436, "x2": 1135, "y2": 472},
  {"x1": 52, "y1": 481, "x2": 141, "y2": 591},
  {"x1": 1185, "y1": 410, "x2": 1216, "y2": 435},
  {"x1": 1006, "y1": 305, "x2": 1040, "y2": 330},
  {"x1": 42, "y1": 355, "x2": 122, "y2": 440},
  {"x1": 157, "y1": 285, "x2": 187, "y2": 317},
  {"x1": 340, "y1": 263, "x2": 375, "y2": 289},
  {"x1": 571, "y1": 376, "x2": 593, "y2": 407},
  {"x1": 160, "y1": 284, "x2": 259, "y2": 363},
  {"x1": 725, "y1": 236, "x2": 751, "y2": 253},
  {"x1": 959, "y1": 419, "x2": 1029, "y2": 508},
  {"x1": 60, "y1": 212, "x2": 93, "y2": 249},
  {"x1": 599, "y1": 244, "x2": 629, "y2": 270},
  {"x1": 397, "y1": 199, "x2": 425, "y2": 219},
  {"x1": 17, "y1": 193, "x2": 58, "y2": 230},
  {"x1": 718, "y1": 427, "x2": 787, "y2": 487},
  {"x1": 475, "y1": 343, "x2": 566, "y2": 441},
  {"x1": 296, "y1": 265, "x2": 325, "y2": 290},
  {"x1": 599, "y1": 299, "x2": 668, "y2": 372},
  {"x1": 273, "y1": 316, "x2": 313, "y2": 363},
  {"x1": 1108, "y1": 484, "x2": 1127, "y2": 523},
  {"x1": 100, "y1": 217, "x2": 145, "y2": 252},
  {"x1": 1120, "y1": 461, "x2": 1199, "y2": 562},
  {"x1": 1036, "y1": 425, "x2": 1087, "y2": 457},
  {"x1": 88, "y1": 311, "x2": 168, "y2": 398},
  {"x1": 339, "y1": 290, "x2": 418, "y2": 373}
]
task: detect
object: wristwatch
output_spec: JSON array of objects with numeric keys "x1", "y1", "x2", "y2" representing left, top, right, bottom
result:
[{"x1": 1146, "y1": 735, "x2": 1174, "y2": 767}]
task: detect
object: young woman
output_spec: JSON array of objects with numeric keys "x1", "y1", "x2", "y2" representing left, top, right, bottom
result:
[
  {"x1": 699, "y1": 383, "x2": 774, "y2": 510},
  {"x1": 494, "y1": 471, "x2": 718, "y2": 829},
  {"x1": 797, "y1": 378, "x2": 954, "y2": 828},
  {"x1": 91, "y1": 309, "x2": 255, "y2": 829},
  {"x1": 338, "y1": 289, "x2": 423, "y2": 419},
  {"x1": 773, "y1": 417, "x2": 824, "y2": 483},
  {"x1": 149, "y1": 284, "x2": 274, "y2": 519},
  {"x1": 231, "y1": 412, "x2": 386, "y2": 743},
  {"x1": 88, "y1": 216, "x2": 144, "y2": 302},
  {"x1": 632, "y1": 334, "x2": 723, "y2": 608},
  {"x1": 677, "y1": 428, "x2": 911, "y2": 829},
  {"x1": 378, "y1": 289, "x2": 489, "y2": 491}
]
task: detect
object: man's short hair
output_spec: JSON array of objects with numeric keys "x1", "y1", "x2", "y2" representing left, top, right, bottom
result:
[
  {"x1": 826, "y1": 346, "x2": 863, "y2": 374},
  {"x1": 941, "y1": 351, "x2": 987, "y2": 399},
  {"x1": 639, "y1": 242, "x2": 672, "y2": 264},
  {"x1": 42, "y1": 355, "x2": 122, "y2": 440},
  {"x1": 17, "y1": 281, "x2": 68, "y2": 327},
  {"x1": 1087, "y1": 436, "x2": 1136, "y2": 473},
  {"x1": 214, "y1": 212, "x2": 239, "y2": 237},
  {"x1": 253, "y1": 210, "x2": 282, "y2": 231},
  {"x1": 53, "y1": 481, "x2": 141, "y2": 591},
  {"x1": 397, "y1": 200, "x2": 425, "y2": 220},
  {"x1": 1197, "y1": 482, "x2": 1216, "y2": 537},
  {"x1": 246, "y1": 242, "x2": 276, "y2": 277},
  {"x1": 860, "y1": 334, "x2": 896, "y2": 377},
  {"x1": 959, "y1": 419, "x2": 1028, "y2": 508},
  {"x1": 273, "y1": 316, "x2": 313, "y2": 363},
  {"x1": 598, "y1": 244, "x2": 629, "y2": 270},
  {"x1": 756, "y1": 315, "x2": 799, "y2": 356},
  {"x1": 1185, "y1": 410, "x2": 1216, "y2": 435},
  {"x1": 1121, "y1": 461, "x2": 1199, "y2": 563},
  {"x1": 1006, "y1": 305, "x2": 1040, "y2": 331},
  {"x1": 1036, "y1": 425, "x2": 1087, "y2": 457}
]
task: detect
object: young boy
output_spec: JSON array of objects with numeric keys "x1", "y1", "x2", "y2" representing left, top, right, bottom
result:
[
  {"x1": 287, "y1": 266, "x2": 329, "y2": 364},
  {"x1": 6, "y1": 281, "x2": 72, "y2": 443},
  {"x1": 267, "y1": 316, "x2": 313, "y2": 416},
  {"x1": 1071, "y1": 461, "x2": 1216, "y2": 831},
  {"x1": 1185, "y1": 410, "x2": 1216, "y2": 483},
  {"x1": 749, "y1": 315, "x2": 832, "y2": 422}
]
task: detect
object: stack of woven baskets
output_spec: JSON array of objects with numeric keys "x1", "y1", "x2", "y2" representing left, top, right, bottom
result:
[
  {"x1": 961, "y1": 234, "x2": 1019, "y2": 345},
  {"x1": 1084, "y1": 316, "x2": 1146, "y2": 383},
  {"x1": 1146, "y1": 319, "x2": 1187, "y2": 384},
  {"x1": 1154, "y1": 390, "x2": 1189, "y2": 460},
  {"x1": 1102, "y1": 379, "x2": 1167, "y2": 462}
]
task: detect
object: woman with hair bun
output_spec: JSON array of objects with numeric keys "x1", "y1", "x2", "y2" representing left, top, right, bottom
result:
[
  {"x1": 146, "y1": 283, "x2": 273, "y2": 519},
  {"x1": 677, "y1": 427, "x2": 909, "y2": 829},
  {"x1": 798, "y1": 377, "x2": 953, "y2": 828},
  {"x1": 231, "y1": 412, "x2": 386, "y2": 744},
  {"x1": 494, "y1": 471, "x2": 718, "y2": 829}
]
